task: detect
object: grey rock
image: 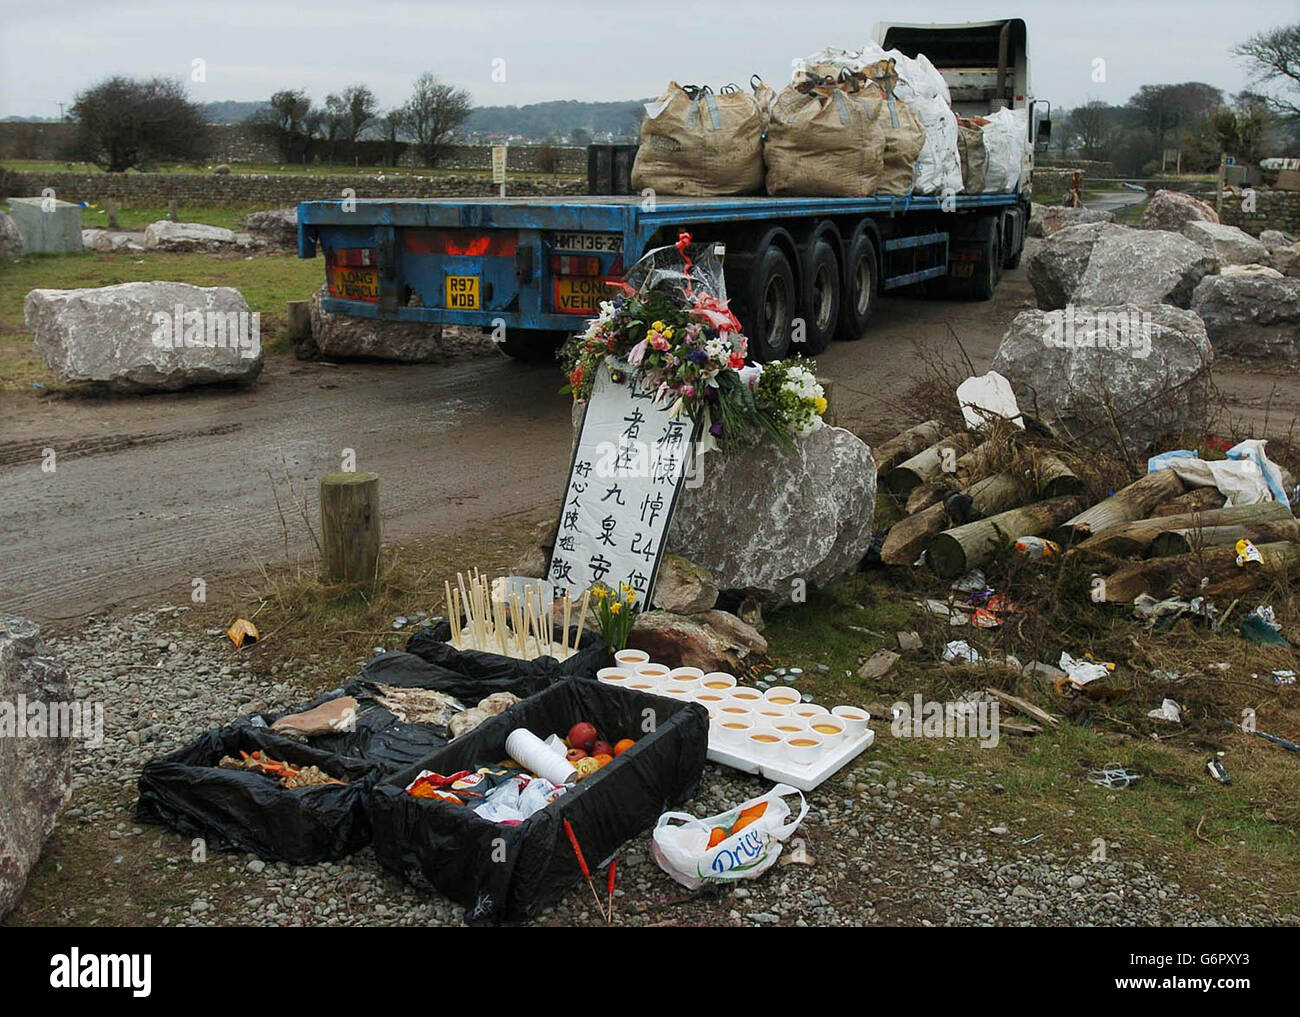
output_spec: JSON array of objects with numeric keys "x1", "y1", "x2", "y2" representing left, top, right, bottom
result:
[
  {"x1": 1068, "y1": 874, "x2": 1087, "y2": 890},
  {"x1": 668, "y1": 426, "x2": 877, "y2": 608},
  {"x1": 1139, "y1": 188, "x2": 1219, "y2": 232},
  {"x1": 26, "y1": 281, "x2": 263, "y2": 392},
  {"x1": 1191, "y1": 275, "x2": 1300, "y2": 361},
  {"x1": 1074, "y1": 226, "x2": 1216, "y2": 308},
  {"x1": 244, "y1": 208, "x2": 298, "y2": 246},
  {"x1": 1259, "y1": 230, "x2": 1296, "y2": 252},
  {"x1": 6, "y1": 197, "x2": 82, "y2": 253},
  {"x1": 651, "y1": 554, "x2": 719, "y2": 614},
  {"x1": 143, "y1": 220, "x2": 238, "y2": 252},
  {"x1": 0, "y1": 211, "x2": 24, "y2": 257},
  {"x1": 1265, "y1": 243, "x2": 1300, "y2": 279},
  {"x1": 306, "y1": 284, "x2": 445, "y2": 363},
  {"x1": 990, "y1": 304, "x2": 1214, "y2": 452},
  {"x1": 1028, "y1": 203, "x2": 1114, "y2": 238},
  {"x1": 628, "y1": 609, "x2": 766, "y2": 672},
  {"x1": 1027, "y1": 221, "x2": 1112, "y2": 310},
  {"x1": 1181, "y1": 220, "x2": 1267, "y2": 267},
  {"x1": 0, "y1": 616, "x2": 75, "y2": 919}
]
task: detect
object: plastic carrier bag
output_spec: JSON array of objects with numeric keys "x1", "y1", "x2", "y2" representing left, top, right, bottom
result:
[
  {"x1": 651, "y1": 783, "x2": 808, "y2": 889},
  {"x1": 631, "y1": 82, "x2": 765, "y2": 196},
  {"x1": 765, "y1": 81, "x2": 886, "y2": 197}
]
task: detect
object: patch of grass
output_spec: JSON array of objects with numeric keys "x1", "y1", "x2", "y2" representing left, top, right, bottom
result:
[
  {"x1": 0, "y1": 250, "x2": 324, "y2": 391},
  {"x1": 4, "y1": 158, "x2": 584, "y2": 181}
]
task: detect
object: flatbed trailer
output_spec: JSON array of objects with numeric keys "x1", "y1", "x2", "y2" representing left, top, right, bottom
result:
[{"x1": 297, "y1": 189, "x2": 1028, "y2": 362}]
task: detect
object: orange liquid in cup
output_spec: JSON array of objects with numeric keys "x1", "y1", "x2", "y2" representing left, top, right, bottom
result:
[
  {"x1": 698, "y1": 694, "x2": 723, "y2": 703},
  {"x1": 776, "y1": 724, "x2": 802, "y2": 732},
  {"x1": 790, "y1": 738, "x2": 818, "y2": 747},
  {"x1": 769, "y1": 696, "x2": 797, "y2": 705},
  {"x1": 732, "y1": 691, "x2": 761, "y2": 701},
  {"x1": 722, "y1": 723, "x2": 747, "y2": 730},
  {"x1": 722, "y1": 706, "x2": 748, "y2": 715},
  {"x1": 750, "y1": 734, "x2": 779, "y2": 743},
  {"x1": 812, "y1": 723, "x2": 840, "y2": 735},
  {"x1": 705, "y1": 681, "x2": 730, "y2": 689}
]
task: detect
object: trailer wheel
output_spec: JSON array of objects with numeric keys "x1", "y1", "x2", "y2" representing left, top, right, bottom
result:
[
  {"x1": 836, "y1": 231, "x2": 878, "y2": 340},
  {"x1": 798, "y1": 238, "x2": 840, "y2": 354},
  {"x1": 739, "y1": 242, "x2": 796, "y2": 362},
  {"x1": 970, "y1": 217, "x2": 1001, "y2": 301},
  {"x1": 497, "y1": 328, "x2": 568, "y2": 362}
]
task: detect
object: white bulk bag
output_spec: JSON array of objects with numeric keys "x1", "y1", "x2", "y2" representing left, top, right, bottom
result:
[{"x1": 981, "y1": 107, "x2": 1030, "y2": 193}]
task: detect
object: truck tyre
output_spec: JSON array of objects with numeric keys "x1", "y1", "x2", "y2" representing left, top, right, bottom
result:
[
  {"x1": 970, "y1": 216, "x2": 1001, "y2": 301},
  {"x1": 798, "y1": 238, "x2": 840, "y2": 354},
  {"x1": 836, "y1": 230, "x2": 878, "y2": 340},
  {"x1": 497, "y1": 328, "x2": 567, "y2": 362},
  {"x1": 738, "y1": 242, "x2": 796, "y2": 362}
]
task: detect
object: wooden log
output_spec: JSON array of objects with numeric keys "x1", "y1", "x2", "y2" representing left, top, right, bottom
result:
[
  {"x1": 320, "y1": 472, "x2": 380, "y2": 584},
  {"x1": 874, "y1": 420, "x2": 944, "y2": 477},
  {"x1": 964, "y1": 473, "x2": 1023, "y2": 518},
  {"x1": 1097, "y1": 540, "x2": 1300, "y2": 603},
  {"x1": 883, "y1": 470, "x2": 1022, "y2": 565},
  {"x1": 1151, "y1": 487, "x2": 1225, "y2": 517},
  {"x1": 904, "y1": 441, "x2": 997, "y2": 514},
  {"x1": 1149, "y1": 518, "x2": 1300, "y2": 558},
  {"x1": 881, "y1": 433, "x2": 973, "y2": 499},
  {"x1": 286, "y1": 300, "x2": 312, "y2": 341},
  {"x1": 929, "y1": 496, "x2": 1086, "y2": 579},
  {"x1": 984, "y1": 687, "x2": 1060, "y2": 727},
  {"x1": 1050, "y1": 470, "x2": 1184, "y2": 546},
  {"x1": 1036, "y1": 454, "x2": 1086, "y2": 499},
  {"x1": 881, "y1": 502, "x2": 947, "y2": 565},
  {"x1": 1072, "y1": 501, "x2": 1293, "y2": 557}
]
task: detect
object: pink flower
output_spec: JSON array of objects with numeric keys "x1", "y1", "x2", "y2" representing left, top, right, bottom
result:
[
  {"x1": 682, "y1": 383, "x2": 695, "y2": 398},
  {"x1": 650, "y1": 332, "x2": 671, "y2": 352},
  {"x1": 627, "y1": 339, "x2": 648, "y2": 366}
]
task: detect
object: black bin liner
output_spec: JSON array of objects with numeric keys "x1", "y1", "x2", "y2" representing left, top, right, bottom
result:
[
  {"x1": 136, "y1": 725, "x2": 380, "y2": 863},
  {"x1": 369, "y1": 678, "x2": 708, "y2": 925}
]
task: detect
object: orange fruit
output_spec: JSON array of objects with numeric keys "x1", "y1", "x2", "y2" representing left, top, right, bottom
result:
[
  {"x1": 593, "y1": 753, "x2": 613, "y2": 767},
  {"x1": 614, "y1": 738, "x2": 636, "y2": 755}
]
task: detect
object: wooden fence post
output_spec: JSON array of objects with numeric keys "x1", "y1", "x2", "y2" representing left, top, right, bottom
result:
[{"x1": 320, "y1": 472, "x2": 380, "y2": 583}]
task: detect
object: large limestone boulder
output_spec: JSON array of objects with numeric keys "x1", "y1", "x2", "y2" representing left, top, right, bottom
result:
[
  {"x1": 1026, "y1": 221, "x2": 1112, "y2": 309},
  {"x1": 1265, "y1": 243, "x2": 1300, "y2": 279},
  {"x1": 143, "y1": 220, "x2": 239, "y2": 252},
  {"x1": 0, "y1": 211, "x2": 24, "y2": 257},
  {"x1": 306, "y1": 284, "x2": 445, "y2": 362},
  {"x1": 1073, "y1": 225, "x2": 1216, "y2": 308},
  {"x1": 1181, "y1": 220, "x2": 1267, "y2": 267},
  {"x1": 1191, "y1": 275, "x2": 1300, "y2": 361},
  {"x1": 0, "y1": 617, "x2": 75, "y2": 919},
  {"x1": 244, "y1": 207, "x2": 298, "y2": 246},
  {"x1": 667, "y1": 425, "x2": 877, "y2": 608},
  {"x1": 1259, "y1": 230, "x2": 1296, "y2": 251},
  {"x1": 81, "y1": 229, "x2": 143, "y2": 253},
  {"x1": 1027, "y1": 203, "x2": 1114, "y2": 238},
  {"x1": 990, "y1": 304, "x2": 1214, "y2": 452},
  {"x1": 26, "y1": 281, "x2": 263, "y2": 391},
  {"x1": 651, "y1": 554, "x2": 719, "y2": 614},
  {"x1": 628, "y1": 609, "x2": 767, "y2": 671},
  {"x1": 1139, "y1": 188, "x2": 1219, "y2": 231}
]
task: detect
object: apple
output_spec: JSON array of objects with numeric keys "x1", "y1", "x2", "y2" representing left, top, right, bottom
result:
[
  {"x1": 591, "y1": 740, "x2": 614, "y2": 759},
  {"x1": 567, "y1": 722, "x2": 598, "y2": 752},
  {"x1": 566, "y1": 747, "x2": 588, "y2": 763}
]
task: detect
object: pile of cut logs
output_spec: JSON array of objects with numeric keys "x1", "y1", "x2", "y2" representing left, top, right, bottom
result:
[{"x1": 876, "y1": 419, "x2": 1299, "y2": 602}]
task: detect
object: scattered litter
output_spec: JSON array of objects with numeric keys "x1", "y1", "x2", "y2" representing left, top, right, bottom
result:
[
  {"x1": 1059, "y1": 652, "x2": 1111, "y2": 686},
  {"x1": 950, "y1": 569, "x2": 988, "y2": 593},
  {"x1": 949, "y1": 608, "x2": 971, "y2": 626},
  {"x1": 956, "y1": 370, "x2": 1024, "y2": 431},
  {"x1": 1014, "y1": 536, "x2": 1060, "y2": 559},
  {"x1": 971, "y1": 608, "x2": 1001, "y2": 628},
  {"x1": 896, "y1": 631, "x2": 923, "y2": 652},
  {"x1": 858, "y1": 650, "x2": 900, "y2": 680},
  {"x1": 943, "y1": 639, "x2": 981, "y2": 664},
  {"x1": 1239, "y1": 605, "x2": 1289, "y2": 646},
  {"x1": 1235, "y1": 538, "x2": 1263, "y2": 566},
  {"x1": 1205, "y1": 758, "x2": 1233, "y2": 785},
  {"x1": 1133, "y1": 593, "x2": 1220, "y2": 630},
  {"x1": 1272, "y1": 670, "x2": 1296, "y2": 685},
  {"x1": 1147, "y1": 699, "x2": 1183, "y2": 723},
  {"x1": 1019, "y1": 833, "x2": 1043, "y2": 845},
  {"x1": 1088, "y1": 763, "x2": 1142, "y2": 789},
  {"x1": 225, "y1": 618, "x2": 259, "y2": 649}
]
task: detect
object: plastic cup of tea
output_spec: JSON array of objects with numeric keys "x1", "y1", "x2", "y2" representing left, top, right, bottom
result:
[
  {"x1": 614, "y1": 648, "x2": 650, "y2": 667},
  {"x1": 783, "y1": 731, "x2": 824, "y2": 766},
  {"x1": 658, "y1": 686, "x2": 691, "y2": 700},
  {"x1": 806, "y1": 714, "x2": 846, "y2": 746},
  {"x1": 753, "y1": 702, "x2": 790, "y2": 724},
  {"x1": 693, "y1": 691, "x2": 728, "y2": 708},
  {"x1": 700, "y1": 672, "x2": 737, "y2": 692},
  {"x1": 771, "y1": 716, "x2": 810, "y2": 738},
  {"x1": 745, "y1": 726, "x2": 783, "y2": 760},
  {"x1": 625, "y1": 679, "x2": 658, "y2": 694},
  {"x1": 728, "y1": 686, "x2": 764, "y2": 704},
  {"x1": 714, "y1": 715, "x2": 753, "y2": 746},
  {"x1": 634, "y1": 662, "x2": 671, "y2": 681},
  {"x1": 792, "y1": 703, "x2": 829, "y2": 719},
  {"x1": 832, "y1": 705, "x2": 871, "y2": 736},
  {"x1": 763, "y1": 686, "x2": 802, "y2": 708},
  {"x1": 717, "y1": 704, "x2": 754, "y2": 726},
  {"x1": 596, "y1": 666, "x2": 633, "y2": 685},
  {"x1": 665, "y1": 668, "x2": 703, "y2": 693}
]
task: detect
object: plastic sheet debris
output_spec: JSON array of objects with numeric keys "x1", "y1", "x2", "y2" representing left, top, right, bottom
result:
[
  {"x1": 1272, "y1": 670, "x2": 1296, "y2": 685},
  {"x1": 950, "y1": 569, "x2": 988, "y2": 593},
  {"x1": 1059, "y1": 652, "x2": 1112, "y2": 686},
  {"x1": 1014, "y1": 536, "x2": 1061, "y2": 559},
  {"x1": 1088, "y1": 763, "x2": 1142, "y2": 789},
  {"x1": 1147, "y1": 699, "x2": 1183, "y2": 723},
  {"x1": 1132, "y1": 593, "x2": 1220, "y2": 631},
  {"x1": 1206, "y1": 758, "x2": 1233, "y2": 785},
  {"x1": 956, "y1": 371, "x2": 1024, "y2": 432},
  {"x1": 943, "y1": 639, "x2": 981, "y2": 663},
  {"x1": 1147, "y1": 444, "x2": 1284, "y2": 508}
]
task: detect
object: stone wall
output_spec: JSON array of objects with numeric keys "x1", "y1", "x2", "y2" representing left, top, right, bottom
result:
[
  {"x1": 3, "y1": 169, "x2": 587, "y2": 207},
  {"x1": 1217, "y1": 186, "x2": 1300, "y2": 236},
  {"x1": 1036, "y1": 157, "x2": 1115, "y2": 178}
]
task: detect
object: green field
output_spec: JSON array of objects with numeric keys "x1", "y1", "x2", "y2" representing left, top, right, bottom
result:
[{"x1": 3, "y1": 158, "x2": 582, "y2": 180}]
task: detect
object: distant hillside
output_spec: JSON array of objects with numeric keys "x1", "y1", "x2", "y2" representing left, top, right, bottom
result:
[
  {"x1": 201, "y1": 100, "x2": 268, "y2": 124},
  {"x1": 464, "y1": 99, "x2": 648, "y2": 141}
]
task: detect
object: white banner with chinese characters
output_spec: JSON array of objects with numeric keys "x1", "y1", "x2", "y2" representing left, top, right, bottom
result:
[{"x1": 548, "y1": 364, "x2": 699, "y2": 603}]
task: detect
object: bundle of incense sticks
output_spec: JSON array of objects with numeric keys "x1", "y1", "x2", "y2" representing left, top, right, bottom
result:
[{"x1": 442, "y1": 571, "x2": 591, "y2": 662}]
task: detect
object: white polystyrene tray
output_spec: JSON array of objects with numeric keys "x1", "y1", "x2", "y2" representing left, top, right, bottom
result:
[{"x1": 706, "y1": 727, "x2": 875, "y2": 792}]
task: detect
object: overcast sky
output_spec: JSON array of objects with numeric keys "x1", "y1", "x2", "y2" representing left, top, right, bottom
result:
[{"x1": 1, "y1": 0, "x2": 1295, "y2": 118}]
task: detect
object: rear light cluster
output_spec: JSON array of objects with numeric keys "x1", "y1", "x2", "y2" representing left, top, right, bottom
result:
[
  {"x1": 550, "y1": 254, "x2": 602, "y2": 276},
  {"x1": 328, "y1": 247, "x2": 376, "y2": 267}
]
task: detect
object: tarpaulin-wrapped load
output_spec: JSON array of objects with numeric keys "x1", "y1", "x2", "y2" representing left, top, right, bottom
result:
[
  {"x1": 631, "y1": 82, "x2": 765, "y2": 196},
  {"x1": 369, "y1": 678, "x2": 709, "y2": 925},
  {"x1": 136, "y1": 725, "x2": 381, "y2": 863},
  {"x1": 793, "y1": 50, "x2": 925, "y2": 196},
  {"x1": 980, "y1": 107, "x2": 1030, "y2": 193},
  {"x1": 957, "y1": 117, "x2": 989, "y2": 193},
  {"x1": 859, "y1": 42, "x2": 962, "y2": 195},
  {"x1": 764, "y1": 82, "x2": 887, "y2": 197}
]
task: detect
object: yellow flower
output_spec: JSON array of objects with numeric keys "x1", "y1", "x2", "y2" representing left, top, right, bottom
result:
[
  {"x1": 592, "y1": 587, "x2": 607, "y2": 600},
  {"x1": 625, "y1": 591, "x2": 636, "y2": 604},
  {"x1": 662, "y1": 328, "x2": 674, "y2": 339},
  {"x1": 651, "y1": 321, "x2": 665, "y2": 331},
  {"x1": 610, "y1": 602, "x2": 622, "y2": 614},
  {"x1": 813, "y1": 396, "x2": 828, "y2": 414}
]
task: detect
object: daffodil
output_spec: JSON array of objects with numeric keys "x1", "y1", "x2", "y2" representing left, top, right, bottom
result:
[
  {"x1": 610, "y1": 601, "x2": 622, "y2": 615},
  {"x1": 625, "y1": 591, "x2": 636, "y2": 604},
  {"x1": 813, "y1": 396, "x2": 828, "y2": 414},
  {"x1": 592, "y1": 587, "x2": 607, "y2": 600}
]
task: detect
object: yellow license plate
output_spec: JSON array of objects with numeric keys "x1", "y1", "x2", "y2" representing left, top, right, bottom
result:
[
  {"x1": 327, "y1": 265, "x2": 378, "y2": 301},
  {"x1": 446, "y1": 275, "x2": 480, "y2": 310},
  {"x1": 554, "y1": 276, "x2": 615, "y2": 315}
]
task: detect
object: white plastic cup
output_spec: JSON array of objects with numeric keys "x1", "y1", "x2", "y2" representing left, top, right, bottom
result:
[
  {"x1": 506, "y1": 728, "x2": 577, "y2": 786},
  {"x1": 665, "y1": 669, "x2": 702, "y2": 694},
  {"x1": 700, "y1": 672, "x2": 737, "y2": 692},
  {"x1": 783, "y1": 731, "x2": 824, "y2": 766},
  {"x1": 806, "y1": 714, "x2": 846, "y2": 745},
  {"x1": 596, "y1": 666, "x2": 633, "y2": 685},
  {"x1": 614, "y1": 648, "x2": 649, "y2": 667},
  {"x1": 753, "y1": 702, "x2": 789, "y2": 724},
  {"x1": 693, "y1": 691, "x2": 729, "y2": 708},
  {"x1": 832, "y1": 705, "x2": 871, "y2": 736},
  {"x1": 764, "y1": 686, "x2": 801, "y2": 707},
  {"x1": 793, "y1": 703, "x2": 829, "y2": 719},
  {"x1": 728, "y1": 686, "x2": 764, "y2": 704},
  {"x1": 634, "y1": 662, "x2": 671, "y2": 681},
  {"x1": 745, "y1": 726, "x2": 783, "y2": 760},
  {"x1": 770, "y1": 716, "x2": 809, "y2": 737},
  {"x1": 716, "y1": 703, "x2": 754, "y2": 726},
  {"x1": 714, "y1": 714, "x2": 753, "y2": 746}
]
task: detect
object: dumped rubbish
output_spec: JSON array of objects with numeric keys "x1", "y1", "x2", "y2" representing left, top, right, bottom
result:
[
  {"x1": 1015, "y1": 536, "x2": 1061, "y2": 559},
  {"x1": 943, "y1": 640, "x2": 980, "y2": 664},
  {"x1": 1239, "y1": 606, "x2": 1291, "y2": 646},
  {"x1": 225, "y1": 618, "x2": 259, "y2": 648},
  {"x1": 1088, "y1": 763, "x2": 1142, "y2": 789},
  {"x1": 1059, "y1": 652, "x2": 1113, "y2": 687},
  {"x1": 1205, "y1": 758, "x2": 1233, "y2": 785},
  {"x1": 651, "y1": 784, "x2": 808, "y2": 889},
  {"x1": 1147, "y1": 699, "x2": 1183, "y2": 723}
]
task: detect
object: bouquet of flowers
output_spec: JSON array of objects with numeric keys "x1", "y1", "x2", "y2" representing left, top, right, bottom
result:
[
  {"x1": 560, "y1": 233, "x2": 826, "y2": 450},
  {"x1": 590, "y1": 581, "x2": 639, "y2": 651}
]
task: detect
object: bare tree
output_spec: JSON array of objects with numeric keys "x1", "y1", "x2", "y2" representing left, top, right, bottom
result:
[
  {"x1": 320, "y1": 93, "x2": 350, "y2": 164},
  {"x1": 1070, "y1": 100, "x2": 1119, "y2": 161},
  {"x1": 341, "y1": 83, "x2": 378, "y2": 158},
  {"x1": 250, "y1": 89, "x2": 313, "y2": 163},
  {"x1": 378, "y1": 108, "x2": 410, "y2": 166},
  {"x1": 1233, "y1": 23, "x2": 1300, "y2": 119},
  {"x1": 69, "y1": 76, "x2": 209, "y2": 172},
  {"x1": 404, "y1": 73, "x2": 472, "y2": 166}
]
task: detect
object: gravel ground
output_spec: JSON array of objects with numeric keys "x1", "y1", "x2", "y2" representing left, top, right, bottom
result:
[{"x1": 15, "y1": 607, "x2": 1296, "y2": 928}]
